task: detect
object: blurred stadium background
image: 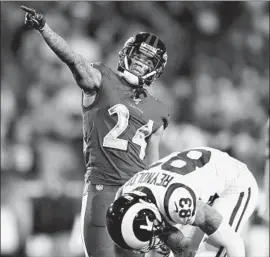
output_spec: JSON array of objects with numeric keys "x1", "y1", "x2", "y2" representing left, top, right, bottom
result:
[{"x1": 1, "y1": 1, "x2": 269, "y2": 257}]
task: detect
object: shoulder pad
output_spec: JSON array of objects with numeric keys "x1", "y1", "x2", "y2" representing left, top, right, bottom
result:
[{"x1": 91, "y1": 62, "x2": 116, "y2": 78}]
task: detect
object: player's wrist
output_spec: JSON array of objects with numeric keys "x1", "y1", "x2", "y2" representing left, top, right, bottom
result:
[
  {"x1": 39, "y1": 21, "x2": 46, "y2": 31},
  {"x1": 38, "y1": 20, "x2": 46, "y2": 32},
  {"x1": 36, "y1": 13, "x2": 46, "y2": 31},
  {"x1": 21, "y1": 6, "x2": 46, "y2": 32},
  {"x1": 159, "y1": 225, "x2": 189, "y2": 255}
]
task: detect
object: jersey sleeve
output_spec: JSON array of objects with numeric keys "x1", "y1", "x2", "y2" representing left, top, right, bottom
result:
[
  {"x1": 162, "y1": 111, "x2": 171, "y2": 129},
  {"x1": 164, "y1": 183, "x2": 197, "y2": 225},
  {"x1": 83, "y1": 62, "x2": 116, "y2": 107},
  {"x1": 91, "y1": 62, "x2": 113, "y2": 81}
]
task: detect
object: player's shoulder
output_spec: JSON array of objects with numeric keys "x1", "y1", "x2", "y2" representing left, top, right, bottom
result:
[
  {"x1": 146, "y1": 92, "x2": 171, "y2": 123},
  {"x1": 195, "y1": 147, "x2": 236, "y2": 162},
  {"x1": 147, "y1": 92, "x2": 169, "y2": 110},
  {"x1": 189, "y1": 146, "x2": 219, "y2": 152},
  {"x1": 171, "y1": 147, "x2": 230, "y2": 169},
  {"x1": 91, "y1": 62, "x2": 118, "y2": 78},
  {"x1": 187, "y1": 146, "x2": 225, "y2": 158},
  {"x1": 192, "y1": 147, "x2": 247, "y2": 172}
]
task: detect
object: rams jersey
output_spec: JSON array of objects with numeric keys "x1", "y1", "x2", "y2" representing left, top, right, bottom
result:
[
  {"x1": 119, "y1": 147, "x2": 254, "y2": 226},
  {"x1": 82, "y1": 63, "x2": 170, "y2": 186}
]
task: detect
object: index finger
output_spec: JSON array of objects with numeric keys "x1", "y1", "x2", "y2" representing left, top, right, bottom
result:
[{"x1": 20, "y1": 5, "x2": 36, "y2": 15}]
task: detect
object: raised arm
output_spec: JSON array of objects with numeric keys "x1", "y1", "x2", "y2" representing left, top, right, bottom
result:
[
  {"x1": 39, "y1": 23, "x2": 101, "y2": 92},
  {"x1": 21, "y1": 5, "x2": 101, "y2": 93},
  {"x1": 194, "y1": 200, "x2": 245, "y2": 257}
]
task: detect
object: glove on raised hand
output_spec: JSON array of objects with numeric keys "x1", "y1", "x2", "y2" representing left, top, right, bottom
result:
[{"x1": 21, "y1": 5, "x2": 46, "y2": 31}]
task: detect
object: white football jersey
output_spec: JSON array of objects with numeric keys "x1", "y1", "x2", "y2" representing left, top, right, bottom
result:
[{"x1": 119, "y1": 147, "x2": 253, "y2": 226}]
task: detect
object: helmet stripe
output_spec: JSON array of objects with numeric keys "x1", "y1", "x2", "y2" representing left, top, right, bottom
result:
[
  {"x1": 149, "y1": 35, "x2": 156, "y2": 47},
  {"x1": 145, "y1": 34, "x2": 152, "y2": 45},
  {"x1": 153, "y1": 36, "x2": 159, "y2": 48}
]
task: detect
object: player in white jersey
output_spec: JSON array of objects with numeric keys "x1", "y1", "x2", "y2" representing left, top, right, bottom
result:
[
  {"x1": 106, "y1": 147, "x2": 258, "y2": 257},
  {"x1": 259, "y1": 119, "x2": 269, "y2": 224}
]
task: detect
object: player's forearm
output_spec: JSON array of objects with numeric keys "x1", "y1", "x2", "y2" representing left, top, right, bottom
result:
[
  {"x1": 196, "y1": 201, "x2": 245, "y2": 256},
  {"x1": 145, "y1": 150, "x2": 159, "y2": 166},
  {"x1": 40, "y1": 23, "x2": 79, "y2": 66},
  {"x1": 39, "y1": 23, "x2": 101, "y2": 91}
]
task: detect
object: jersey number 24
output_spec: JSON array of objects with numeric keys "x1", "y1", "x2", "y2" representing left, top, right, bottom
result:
[{"x1": 103, "y1": 104, "x2": 153, "y2": 159}]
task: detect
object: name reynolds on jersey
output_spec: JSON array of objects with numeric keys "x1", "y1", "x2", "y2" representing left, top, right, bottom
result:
[{"x1": 124, "y1": 171, "x2": 174, "y2": 188}]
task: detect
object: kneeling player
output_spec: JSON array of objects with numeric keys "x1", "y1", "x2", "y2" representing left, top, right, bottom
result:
[{"x1": 106, "y1": 147, "x2": 258, "y2": 257}]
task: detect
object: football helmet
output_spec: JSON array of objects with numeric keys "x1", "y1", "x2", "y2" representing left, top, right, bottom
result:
[
  {"x1": 117, "y1": 32, "x2": 167, "y2": 87},
  {"x1": 106, "y1": 191, "x2": 165, "y2": 254}
]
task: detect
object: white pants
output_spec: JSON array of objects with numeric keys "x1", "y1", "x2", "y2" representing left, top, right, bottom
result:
[
  {"x1": 197, "y1": 173, "x2": 258, "y2": 257},
  {"x1": 178, "y1": 172, "x2": 259, "y2": 257}
]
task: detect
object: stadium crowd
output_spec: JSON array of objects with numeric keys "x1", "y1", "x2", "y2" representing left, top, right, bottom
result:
[{"x1": 1, "y1": 1, "x2": 269, "y2": 257}]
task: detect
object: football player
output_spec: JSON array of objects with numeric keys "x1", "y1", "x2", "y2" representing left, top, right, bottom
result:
[
  {"x1": 107, "y1": 147, "x2": 259, "y2": 257},
  {"x1": 21, "y1": 5, "x2": 170, "y2": 257}
]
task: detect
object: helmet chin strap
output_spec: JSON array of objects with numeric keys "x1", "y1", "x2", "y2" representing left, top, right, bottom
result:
[
  {"x1": 121, "y1": 56, "x2": 156, "y2": 86},
  {"x1": 122, "y1": 69, "x2": 141, "y2": 85},
  {"x1": 142, "y1": 70, "x2": 156, "y2": 80}
]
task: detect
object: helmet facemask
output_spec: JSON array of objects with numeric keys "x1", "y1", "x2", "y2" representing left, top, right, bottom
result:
[{"x1": 133, "y1": 215, "x2": 167, "y2": 255}]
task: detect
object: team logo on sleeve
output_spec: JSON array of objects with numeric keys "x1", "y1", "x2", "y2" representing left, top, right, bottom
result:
[
  {"x1": 132, "y1": 96, "x2": 142, "y2": 105},
  {"x1": 164, "y1": 183, "x2": 196, "y2": 225},
  {"x1": 96, "y1": 184, "x2": 104, "y2": 191},
  {"x1": 173, "y1": 197, "x2": 193, "y2": 220}
]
